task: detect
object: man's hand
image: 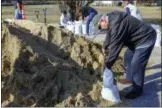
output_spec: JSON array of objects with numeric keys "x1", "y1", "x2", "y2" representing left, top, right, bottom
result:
[
  {"x1": 102, "y1": 48, "x2": 108, "y2": 73},
  {"x1": 102, "y1": 48, "x2": 108, "y2": 56}
]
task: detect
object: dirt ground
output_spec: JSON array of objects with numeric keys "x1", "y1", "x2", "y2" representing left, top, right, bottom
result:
[{"x1": 1, "y1": 20, "x2": 125, "y2": 107}]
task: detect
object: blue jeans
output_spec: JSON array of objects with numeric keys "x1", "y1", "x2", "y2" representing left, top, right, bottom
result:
[
  {"x1": 86, "y1": 12, "x2": 97, "y2": 35},
  {"x1": 124, "y1": 33, "x2": 156, "y2": 91}
]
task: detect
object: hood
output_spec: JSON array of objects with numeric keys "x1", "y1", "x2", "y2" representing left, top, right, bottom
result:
[{"x1": 108, "y1": 11, "x2": 128, "y2": 24}]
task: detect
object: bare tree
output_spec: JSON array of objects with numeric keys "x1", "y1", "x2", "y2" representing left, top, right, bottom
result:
[{"x1": 57, "y1": 0, "x2": 94, "y2": 21}]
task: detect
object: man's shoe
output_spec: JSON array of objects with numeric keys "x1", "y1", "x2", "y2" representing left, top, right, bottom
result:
[
  {"x1": 118, "y1": 79, "x2": 133, "y2": 85},
  {"x1": 125, "y1": 90, "x2": 143, "y2": 99},
  {"x1": 117, "y1": 79, "x2": 133, "y2": 91}
]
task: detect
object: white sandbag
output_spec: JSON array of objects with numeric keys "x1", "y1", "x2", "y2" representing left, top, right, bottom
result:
[
  {"x1": 66, "y1": 25, "x2": 75, "y2": 33},
  {"x1": 66, "y1": 21, "x2": 75, "y2": 33},
  {"x1": 67, "y1": 21, "x2": 74, "y2": 25},
  {"x1": 151, "y1": 24, "x2": 161, "y2": 47},
  {"x1": 82, "y1": 23, "x2": 87, "y2": 35},
  {"x1": 155, "y1": 29, "x2": 161, "y2": 47},
  {"x1": 60, "y1": 14, "x2": 69, "y2": 26},
  {"x1": 74, "y1": 21, "x2": 82, "y2": 35},
  {"x1": 81, "y1": 20, "x2": 87, "y2": 35},
  {"x1": 101, "y1": 68, "x2": 121, "y2": 103}
]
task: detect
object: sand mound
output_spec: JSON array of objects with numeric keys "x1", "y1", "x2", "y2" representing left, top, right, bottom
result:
[{"x1": 1, "y1": 21, "x2": 124, "y2": 107}]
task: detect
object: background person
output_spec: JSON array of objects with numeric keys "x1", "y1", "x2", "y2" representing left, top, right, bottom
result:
[
  {"x1": 76, "y1": 6, "x2": 98, "y2": 35},
  {"x1": 60, "y1": 10, "x2": 70, "y2": 26},
  {"x1": 124, "y1": 0, "x2": 143, "y2": 21}
]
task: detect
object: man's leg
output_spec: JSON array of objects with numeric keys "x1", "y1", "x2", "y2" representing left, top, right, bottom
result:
[
  {"x1": 124, "y1": 48, "x2": 134, "y2": 82},
  {"x1": 125, "y1": 39, "x2": 155, "y2": 99},
  {"x1": 119, "y1": 48, "x2": 134, "y2": 84},
  {"x1": 86, "y1": 12, "x2": 97, "y2": 35}
]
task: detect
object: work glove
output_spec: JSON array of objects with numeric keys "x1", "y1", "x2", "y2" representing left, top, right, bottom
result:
[{"x1": 102, "y1": 48, "x2": 108, "y2": 56}]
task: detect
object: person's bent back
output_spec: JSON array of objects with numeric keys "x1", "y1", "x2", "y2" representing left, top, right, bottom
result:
[{"x1": 76, "y1": 6, "x2": 98, "y2": 35}]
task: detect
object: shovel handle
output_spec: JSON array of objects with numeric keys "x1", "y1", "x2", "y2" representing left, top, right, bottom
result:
[{"x1": 91, "y1": 30, "x2": 101, "y2": 41}]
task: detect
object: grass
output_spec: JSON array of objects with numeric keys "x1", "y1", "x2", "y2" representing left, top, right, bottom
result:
[
  {"x1": 2, "y1": 5, "x2": 161, "y2": 26},
  {"x1": 2, "y1": 5, "x2": 160, "y2": 58},
  {"x1": 2, "y1": 5, "x2": 60, "y2": 23}
]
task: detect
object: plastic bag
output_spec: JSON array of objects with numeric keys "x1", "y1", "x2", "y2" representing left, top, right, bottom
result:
[
  {"x1": 151, "y1": 24, "x2": 161, "y2": 47},
  {"x1": 101, "y1": 67, "x2": 122, "y2": 103},
  {"x1": 155, "y1": 29, "x2": 161, "y2": 47},
  {"x1": 82, "y1": 23, "x2": 87, "y2": 35},
  {"x1": 66, "y1": 21, "x2": 75, "y2": 33},
  {"x1": 74, "y1": 21, "x2": 82, "y2": 35}
]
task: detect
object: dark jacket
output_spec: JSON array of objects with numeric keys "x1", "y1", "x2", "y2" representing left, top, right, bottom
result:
[
  {"x1": 81, "y1": 6, "x2": 97, "y2": 20},
  {"x1": 103, "y1": 11, "x2": 156, "y2": 69}
]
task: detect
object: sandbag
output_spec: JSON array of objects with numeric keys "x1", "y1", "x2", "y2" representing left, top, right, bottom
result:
[
  {"x1": 74, "y1": 21, "x2": 82, "y2": 35},
  {"x1": 151, "y1": 24, "x2": 161, "y2": 47},
  {"x1": 66, "y1": 21, "x2": 75, "y2": 33},
  {"x1": 101, "y1": 68, "x2": 121, "y2": 103},
  {"x1": 82, "y1": 22, "x2": 87, "y2": 35}
]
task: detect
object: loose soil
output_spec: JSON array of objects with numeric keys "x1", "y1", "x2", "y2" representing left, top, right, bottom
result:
[{"x1": 1, "y1": 20, "x2": 125, "y2": 107}]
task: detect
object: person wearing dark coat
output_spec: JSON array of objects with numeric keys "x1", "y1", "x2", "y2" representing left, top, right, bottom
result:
[{"x1": 98, "y1": 11, "x2": 156, "y2": 99}]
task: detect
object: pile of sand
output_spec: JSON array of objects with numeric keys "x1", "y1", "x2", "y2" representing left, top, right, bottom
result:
[{"x1": 1, "y1": 21, "x2": 125, "y2": 107}]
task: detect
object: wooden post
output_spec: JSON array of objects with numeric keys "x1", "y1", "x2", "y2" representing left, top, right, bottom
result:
[
  {"x1": 43, "y1": 8, "x2": 47, "y2": 23},
  {"x1": 134, "y1": 0, "x2": 137, "y2": 6},
  {"x1": 35, "y1": 11, "x2": 39, "y2": 23}
]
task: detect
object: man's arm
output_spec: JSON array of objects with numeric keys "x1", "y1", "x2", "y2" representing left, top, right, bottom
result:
[
  {"x1": 105, "y1": 27, "x2": 124, "y2": 69},
  {"x1": 103, "y1": 31, "x2": 111, "y2": 50}
]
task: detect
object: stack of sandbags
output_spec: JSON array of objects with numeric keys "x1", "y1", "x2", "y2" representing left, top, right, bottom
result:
[
  {"x1": 65, "y1": 14, "x2": 103, "y2": 36},
  {"x1": 74, "y1": 21, "x2": 82, "y2": 35},
  {"x1": 66, "y1": 21, "x2": 82, "y2": 35}
]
